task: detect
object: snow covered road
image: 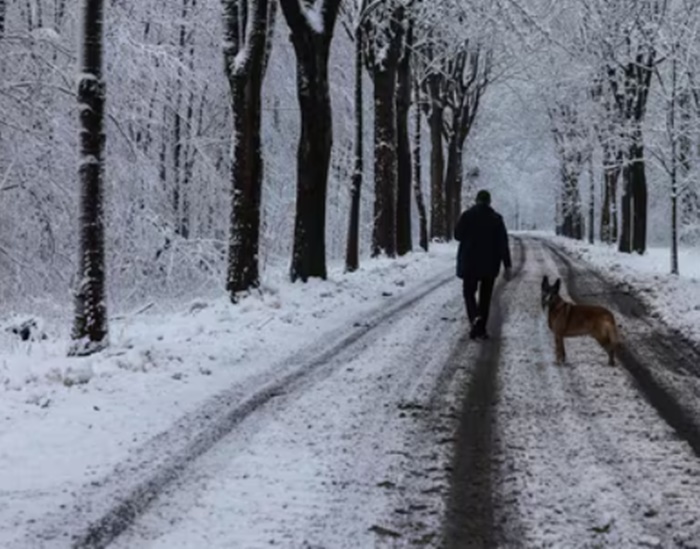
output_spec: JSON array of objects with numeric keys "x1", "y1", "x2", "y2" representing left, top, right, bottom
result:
[
  {"x1": 11, "y1": 236, "x2": 700, "y2": 548},
  {"x1": 489, "y1": 239, "x2": 700, "y2": 548}
]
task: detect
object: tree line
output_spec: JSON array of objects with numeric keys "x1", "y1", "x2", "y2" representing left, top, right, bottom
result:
[
  {"x1": 64, "y1": 0, "x2": 496, "y2": 354},
  {"x1": 506, "y1": 0, "x2": 700, "y2": 276}
]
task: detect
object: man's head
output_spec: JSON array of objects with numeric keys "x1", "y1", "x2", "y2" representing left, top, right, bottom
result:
[{"x1": 475, "y1": 190, "x2": 491, "y2": 206}]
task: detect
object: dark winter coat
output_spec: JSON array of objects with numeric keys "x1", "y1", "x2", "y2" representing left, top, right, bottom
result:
[{"x1": 454, "y1": 203, "x2": 512, "y2": 279}]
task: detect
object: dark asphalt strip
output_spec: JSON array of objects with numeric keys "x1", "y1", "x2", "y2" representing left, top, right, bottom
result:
[
  {"x1": 541, "y1": 238, "x2": 700, "y2": 458},
  {"x1": 442, "y1": 236, "x2": 525, "y2": 549}
]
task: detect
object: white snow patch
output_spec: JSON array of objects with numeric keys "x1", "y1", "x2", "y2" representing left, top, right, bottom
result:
[{"x1": 0, "y1": 245, "x2": 456, "y2": 545}]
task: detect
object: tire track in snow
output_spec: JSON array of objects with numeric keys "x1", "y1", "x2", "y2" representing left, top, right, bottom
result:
[
  {"x1": 542, "y1": 238, "x2": 700, "y2": 458},
  {"x1": 491, "y1": 238, "x2": 700, "y2": 546},
  {"x1": 110, "y1": 279, "x2": 473, "y2": 548},
  {"x1": 27, "y1": 270, "x2": 456, "y2": 549},
  {"x1": 442, "y1": 236, "x2": 526, "y2": 549}
]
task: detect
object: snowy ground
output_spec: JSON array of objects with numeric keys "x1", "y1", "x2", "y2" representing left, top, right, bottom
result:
[
  {"x1": 492, "y1": 239, "x2": 700, "y2": 548},
  {"x1": 540, "y1": 233, "x2": 700, "y2": 345},
  {"x1": 5, "y1": 236, "x2": 700, "y2": 549},
  {"x1": 0, "y1": 246, "x2": 457, "y2": 548}
]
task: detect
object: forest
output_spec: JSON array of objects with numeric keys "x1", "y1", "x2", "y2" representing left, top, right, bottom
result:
[{"x1": 0, "y1": 0, "x2": 698, "y2": 354}]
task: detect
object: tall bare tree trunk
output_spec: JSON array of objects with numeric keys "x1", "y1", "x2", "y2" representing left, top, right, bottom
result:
[
  {"x1": 413, "y1": 81, "x2": 428, "y2": 252},
  {"x1": 371, "y1": 68, "x2": 398, "y2": 257},
  {"x1": 428, "y1": 100, "x2": 445, "y2": 240},
  {"x1": 630, "y1": 139, "x2": 648, "y2": 254},
  {"x1": 223, "y1": 0, "x2": 275, "y2": 299},
  {"x1": 364, "y1": 5, "x2": 403, "y2": 257},
  {"x1": 395, "y1": 25, "x2": 412, "y2": 256},
  {"x1": 70, "y1": 0, "x2": 108, "y2": 355},
  {"x1": 600, "y1": 157, "x2": 620, "y2": 244},
  {"x1": 619, "y1": 167, "x2": 632, "y2": 252},
  {"x1": 588, "y1": 156, "x2": 595, "y2": 244},
  {"x1": 280, "y1": 0, "x2": 342, "y2": 281},
  {"x1": 345, "y1": 23, "x2": 363, "y2": 272},
  {"x1": 444, "y1": 135, "x2": 458, "y2": 236}
]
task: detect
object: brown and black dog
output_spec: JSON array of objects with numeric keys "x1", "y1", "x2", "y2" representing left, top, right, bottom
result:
[{"x1": 541, "y1": 276, "x2": 619, "y2": 366}]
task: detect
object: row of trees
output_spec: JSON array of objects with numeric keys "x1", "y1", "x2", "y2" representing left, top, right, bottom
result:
[
  {"x1": 56, "y1": 0, "x2": 500, "y2": 352},
  {"x1": 506, "y1": 0, "x2": 700, "y2": 275},
  {"x1": 13, "y1": 0, "x2": 698, "y2": 356}
]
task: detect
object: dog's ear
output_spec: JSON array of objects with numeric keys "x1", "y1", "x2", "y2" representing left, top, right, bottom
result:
[
  {"x1": 541, "y1": 276, "x2": 549, "y2": 290},
  {"x1": 553, "y1": 278, "x2": 561, "y2": 294}
]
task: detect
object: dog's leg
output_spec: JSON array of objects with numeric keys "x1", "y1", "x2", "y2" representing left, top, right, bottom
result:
[
  {"x1": 607, "y1": 349, "x2": 615, "y2": 366},
  {"x1": 596, "y1": 322, "x2": 618, "y2": 367},
  {"x1": 594, "y1": 334, "x2": 615, "y2": 366},
  {"x1": 555, "y1": 335, "x2": 565, "y2": 365}
]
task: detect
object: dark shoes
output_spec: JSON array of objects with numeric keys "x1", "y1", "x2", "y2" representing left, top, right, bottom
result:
[{"x1": 469, "y1": 317, "x2": 489, "y2": 340}]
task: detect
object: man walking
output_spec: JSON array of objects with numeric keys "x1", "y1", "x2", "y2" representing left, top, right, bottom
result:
[{"x1": 454, "y1": 190, "x2": 512, "y2": 339}]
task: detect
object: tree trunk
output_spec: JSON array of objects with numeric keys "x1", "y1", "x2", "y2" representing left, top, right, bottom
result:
[
  {"x1": 345, "y1": 25, "x2": 363, "y2": 272},
  {"x1": 672, "y1": 177, "x2": 679, "y2": 275},
  {"x1": 588, "y1": 156, "x2": 594, "y2": 244},
  {"x1": 223, "y1": 0, "x2": 274, "y2": 299},
  {"x1": 371, "y1": 68, "x2": 397, "y2": 257},
  {"x1": 280, "y1": 0, "x2": 341, "y2": 282},
  {"x1": 630, "y1": 141, "x2": 647, "y2": 254},
  {"x1": 172, "y1": 0, "x2": 190, "y2": 237},
  {"x1": 395, "y1": 36, "x2": 412, "y2": 256},
  {"x1": 600, "y1": 163, "x2": 620, "y2": 244},
  {"x1": 70, "y1": 0, "x2": 108, "y2": 355},
  {"x1": 429, "y1": 101, "x2": 445, "y2": 240},
  {"x1": 444, "y1": 133, "x2": 466, "y2": 237},
  {"x1": 619, "y1": 170, "x2": 632, "y2": 253},
  {"x1": 611, "y1": 175, "x2": 618, "y2": 242},
  {"x1": 226, "y1": 69, "x2": 264, "y2": 298},
  {"x1": 443, "y1": 134, "x2": 458, "y2": 238},
  {"x1": 413, "y1": 81, "x2": 428, "y2": 252},
  {"x1": 561, "y1": 171, "x2": 584, "y2": 240},
  {"x1": 287, "y1": 39, "x2": 333, "y2": 281}
]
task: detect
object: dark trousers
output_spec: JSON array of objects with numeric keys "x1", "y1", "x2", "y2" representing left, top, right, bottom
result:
[{"x1": 462, "y1": 275, "x2": 496, "y2": 327}]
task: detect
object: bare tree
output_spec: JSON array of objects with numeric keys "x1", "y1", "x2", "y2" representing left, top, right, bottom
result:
[
  {"x1": 417, "y1": 39, "x2": 449, "y2": 241},
  {"x1": 413, "y1": 79, "x2": 429, "y2": 251},
  {"x1": 594, "y1": 0, "x2": 667, "y2": 254},
  {"x1": 70, "y1": 0, "x2": 108, "y2": 355},
  {"x1": 222, "y1": 0, "x2": 276, "y2": 300},
  {"x1": 443, "y1": 42, "x2": 491, "y2": 233},
  {"x1": 343, "y1": 0, "x2": 367, "y2": 273},
  {"x1": 547, "y1": 95, "x2": 587, "y2": 240},
  {"x1": 396, "y1": 15, "x2": 413, "y2": 256},
  {"x1": 649, "y1": 3, "x2": 700, "y2": 274},
  {"x1": 363, "y1": 0, "x2": 404, "y2": 257},
  {"x1": 279, "y1": 0, "x2": 343, "y2": 281}
]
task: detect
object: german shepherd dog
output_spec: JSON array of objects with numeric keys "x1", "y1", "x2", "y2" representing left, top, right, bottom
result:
[{"x1": 541, "y1": 276, "x2": 619, "y2": 366}]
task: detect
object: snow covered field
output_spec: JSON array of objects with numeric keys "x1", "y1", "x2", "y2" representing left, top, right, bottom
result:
[
  {"x1": 0, "y1": 246, "x2": 456, "y2": 547},
  {"x1": 536, "y1": 233, "x2": 700, "y2": 345},
  {"x1": 5, "y1": 235, "x2": 700, "y2": 548}
]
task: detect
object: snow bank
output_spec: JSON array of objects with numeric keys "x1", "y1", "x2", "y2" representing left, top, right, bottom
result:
[{"x1": 0, "y1": 245, "x2": 457, "y2": 544}]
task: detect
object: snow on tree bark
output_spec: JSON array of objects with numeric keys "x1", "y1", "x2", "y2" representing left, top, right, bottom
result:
[
  {"x1": 345, "y1": 11, "x2": 364, "y2": 273},
  {"x1": 363, "y1": 1, "x2": 404, "y2": 258},
  {"x1": 222, "y1": 0, "x2": 276, "y2": 300},
  {"x1": 413, "y1": 79, "x2": 428, "y2": 252},
  {"x1": 396, "y1": 19, "x2": 413, "y2": 257},
  {"x1": 70, "y1": 0, "x2": 108, "y2": 355},
  {"x1": 280, "y1": 0, "x2": 342, "y2": 282}
]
